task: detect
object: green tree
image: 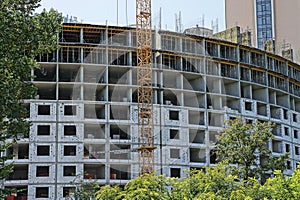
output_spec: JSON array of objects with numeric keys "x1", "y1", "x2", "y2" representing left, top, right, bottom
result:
[
  {"x1": 169, "y1": 176, "x2": 192, "y2": 200},
  {"x1": 123, "y1": 173, "x2": 170, "y2": 200},
  {"x1": 170, "y1": 164, "x2": 263, "y2": 200},
  {"x1": 74, "y1": 181, "x2": 99, "y2": 200},
  {"x1": 239, "y1": 178, "x2": 270, "y2": 200},
  {"x1": 289, "y1": 165, "x2": 300, "y2": 199},
  {"x1": 96, "y1": 185, "x2": 123, "y2": 200},
  {"x1": 216, "y1": 118, "x2": 288, "y2": 182},
  {"x1": 174, "y1": 164, "x2": 239, "y2": 200},
  {"x1": 96, "y1": 173, "x2": 170, "y2": 200},
  {"x1": 262, "y1": 166, "x2": 300, "y2": 200},
  {"x1": 93, "y1": 166, "x2": 300, "y2": 200},
  {"x1": 0, "y1": 0, "x2": 61, "y2": 197}
]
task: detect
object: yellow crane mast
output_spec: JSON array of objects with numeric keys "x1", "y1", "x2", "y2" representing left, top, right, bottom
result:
[{"x1": 136, "y1": 0, "x2": 155, "y2": 174}]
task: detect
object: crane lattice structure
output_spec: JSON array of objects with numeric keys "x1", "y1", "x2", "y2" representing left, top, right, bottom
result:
[{"x1": 136, "y1": 0, "x2": 155, "y2": 174}]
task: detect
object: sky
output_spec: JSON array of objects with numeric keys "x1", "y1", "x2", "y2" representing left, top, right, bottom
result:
[{"x1": 37, "y1": 0, "x2": 225, "y2": 32}]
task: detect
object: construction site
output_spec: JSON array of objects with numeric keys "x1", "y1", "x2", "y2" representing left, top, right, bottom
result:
[{"x1": 4, "y1": 2, "x2": 300, "y2": 199}]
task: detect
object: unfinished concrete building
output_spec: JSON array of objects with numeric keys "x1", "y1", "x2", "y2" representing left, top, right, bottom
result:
[{"x1": 4, "y1": 23, "x2": 300, "y2": 199}]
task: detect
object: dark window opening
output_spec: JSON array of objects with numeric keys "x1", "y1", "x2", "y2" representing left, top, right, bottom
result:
[
  {"x1": 64, "y1": 146, "x2": 76, "y2": 156},
  {"x1": 63, "y1": 166, "x2": 76, "y2": 176},
  {"x1": 287, "y1": 161, "x2": 292, "y2": 170},
  {"x1": 36, "y1": 166, "x2": 49, "y2": 177},
  {"x1": 59, "y1": 85, "x2": 80, "y2": 100},
  {"x1": 283, "y1": 110, "x2": 288, "y2": 120},
  {"x1": 83, "y1": 29, "x2": 103, "y2": 44},
  {"x1": 293, "y1": 114, "x2": 298, "y2": 122},
  {"x1": 34, "y1": 66, "x2": 56, "y2": 81},
  {"x1": 22, "y1": 103, "x2": 30, "y2": 118},
  {"x1": 64, "y1": 105, "x2": 76, "y2": 116},
  {"x1": 59, "y1": 31, "x2": 80, "y2": 43},
  {"x1": 37, "y1": 125, "x2": 50, "y2": 136},
  {"x1": 246, "y1": 119, "x2": 253, "y2": 124},
  {"x1": 170, "y1": 149, "x2": 180, "y2": 159},
  {"x1": 206, "y1": 95, "x2": 212, "y2": 108},
  {"x1": 38, "y1": 105, "x2": 50, "y2": 115},
  {"x1": 110, "y1": 167, "x2": 129, "y2": 180},
  {"x1": 206, "y1": 42, "x2": 218, "y2": 57},
  {"x1": 60, "y1": 47, "x2": 81, "y2": 63},
  {"x1": 209, "y1": 131, "x2": 219, "y2": 144},
  {"x1": 190, "y1": 149, "x2": 206, "y2": 162},
  {"x1": 170, "y1": 168, "x2": 181, "y2": 178},
  {"x1": 7, "y1": 165, "x2": 28, "y2": 180},
  {"x1": 64, "y1": 125, "x2": 76, "y2": 136},
  {"x1": 285, "y1": 144, "x2": 290, "y2": 153},
  {"x1": 84, "y1": 124, "x2": 105, "y2": 139},
  {"x1": 59, "y1": 67, "x2": 80, "y2": 81},
  {"x1": 272, "y1": 124, "x2": 281, "y2": 136},
  {"x1": 229, "y1": 116, "x2": 236, "y2": 121},
  {"x1": 36, "y1": 187, "x2": 49, "y2": 198},
  {"x1": 5, "y1": 186, "x2": 28, "y2": 199},
  {"x1": 37, "y1": 146, "x2": 50, "y2": 156},
  {"x1": 85, "y1": 164, "x2": 106, "y2": 179},
  {"x1": 272, "y1": 140, "x2": 282, "y2": 153},
  {"x1": 295, "y1": 146, "x2": 299, "y2": 155},
  {"x1": 189, "y1": 130, "x2": 205, "y2": 144},
  {"x1": 240, "y1": 67, "x2": 250, "y2": 81},
  {"x1": 110, "y1": 125, "x2": 130, "y2": 140},
  {"x1": 63, "y1": 187, "x2": 76, "y2": 198},
  {"x1": 170, "y1": 129, "x2": 179, "y2": 139},
  {"x1": 245, "y1": 102, "x2": 252, "y2": 111},
  {"x1": 294, "y1": 130, "x2": 299, "y2": 139},
  {"x1": 18, "y1": 144, "x2": 29, "y2": 159},
  {"x1": 169, "y1": 110, "x2": 179, "y2": 120},
  {"x1": 36, "y1": 85, "x2": 56, "y2": 100},
  {"x1": 284, "y1": 127, "x2": 289, "y2": 136},
  {"x1": 84, "y1": 144, "x2": 105, "y2": 159},
  {"x1": 210, "y1": 150, "x2": 217, "y2": 164}
]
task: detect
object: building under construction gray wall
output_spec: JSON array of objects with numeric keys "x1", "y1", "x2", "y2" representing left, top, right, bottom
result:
[{"x1": 4, "y1": 23, "x2": 300, "y2": 199}]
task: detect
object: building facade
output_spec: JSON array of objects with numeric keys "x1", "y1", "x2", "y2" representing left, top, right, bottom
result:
[
  {"x1": 4, "y1": 23, "x2": 300, "y2": 199},
  {"x1": 225, "y1": 0, "x2": 300, "y2": 61}
]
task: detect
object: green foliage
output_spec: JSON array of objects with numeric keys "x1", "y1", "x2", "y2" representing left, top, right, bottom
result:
[
  {"x1": 91, "y1": 118, "x2": 297, "y2": 199},
  {"x1": 263, "y1": 171, "x2": 292, "y2": 199},
  {"x1": 123, "y1": 173, "x2": 170, "y2": 200},
  {"x1": 0, "y1": 0, "x2": 61, "y2": 197},
  {"x1": 216, "y1": 118, "x2": 288, "y2": 182},
  {"x1": 96, "y1": 173, "x2": 170, "y2": 200},
  {"x1": 192, "y1": 164, "x2": 239, "y2": 199},
  {"x1": 74, "y1": 182, "x2": 99, "y2": 200},
  {"x1": 69, "y1": 175, "x2": 100, "y2": 200},
  {"x1": 289, "y1": 165, "x2": 300, "y2": 199},
  {"x1": 96, "y1": 185, "x2": 123, "y2": 200},
  {"x1": 168, "y1": 176, "x2": 192, "y2": 200},
  {"x1": 170, "y1": 164, "x2": 239, "y2": 200},
  {"x1": 91, "y1": 166, "x2": 300, "y2": 200},
  {"x1": 261, "y1": 166, "x2": 300, "y2": 200}
]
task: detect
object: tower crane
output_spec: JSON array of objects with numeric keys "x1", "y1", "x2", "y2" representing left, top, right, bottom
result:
[{"x1": 136, "y1": 0, "x2": 155, "y2": 174}]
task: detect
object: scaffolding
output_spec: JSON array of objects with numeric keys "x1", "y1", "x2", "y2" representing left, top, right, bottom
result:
[{"x1": 136, "y1": 0, "x2": 155, "y2": 174}]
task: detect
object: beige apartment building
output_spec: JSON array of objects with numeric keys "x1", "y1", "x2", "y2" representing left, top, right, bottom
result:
[{"x1": 225, "y1": 0, "x2": 300, "y2": 62}]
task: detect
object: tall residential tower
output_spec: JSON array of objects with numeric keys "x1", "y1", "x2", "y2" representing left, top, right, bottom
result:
[{"x1": 225, "y1": 0, "x2": 300, "y2": 61}]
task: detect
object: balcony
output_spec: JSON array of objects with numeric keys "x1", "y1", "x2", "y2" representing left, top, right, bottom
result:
[
  {"x1": 84, "y1": 164, "x2": 105, "y2": 179},
  {"x1": 7, "y1": 165, "x2": 28, "y2": 180}
]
